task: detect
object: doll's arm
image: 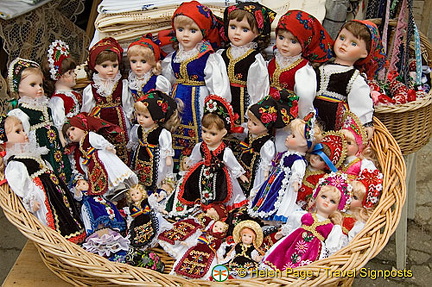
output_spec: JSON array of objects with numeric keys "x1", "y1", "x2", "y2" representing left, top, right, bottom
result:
[
  {"x1": 159, "y1": 129, "x2": 174, "y2": 166},
  {"x1": 259, "y1": 140, "x2": 276, "y2": 179},
  {"x1": 89, "y1": 131, "x2": 114, "y2": 151},
  {"x1": 49, "y1": 97, "x2": 66, "y2": 128},
  {"x1": 294, "y1": 64, "x2": 317, "y2": 118},
  {"x1": 80, "y1": 84, "x2": 96, "y2": 113},
  {"x1": 187, "y1": 143, "x2": 203, "y2": 167},
  {"x1": 204, "y1": 53, "x2": 231, "y2": 102},
  {"x1": 324, "y1": 224, "x2": 348, "y2": 256},
  {"x1": 122, "y1": 79, "x2": 134, "y2": 124},
  {"x1": 290, "y1": 159, "x2": 307, "y2": 192},
  {"x1": 161, "y1": 52, "x2": 176, "y2": 85},
  {"x1": 247, "y1": 54, "x2": 270, "y2": 105},
  {"x1": 279, "y1": 210, "x2": 305, "y2": 237},
  {"x1": 126, "y1": 124, "x2": 139, "y2": 150},
  {"x1": 347, "y1": 74, "x2": 374, "y2": 127},
  {"x1": 223, "y1": 147, "x2": 246, "y2": 180},
  {"x1": 155, "y1": 75, "x2": 172, "y2": 96}
]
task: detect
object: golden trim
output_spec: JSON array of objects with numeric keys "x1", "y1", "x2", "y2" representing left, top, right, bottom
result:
[{"x1": 271, "y1": 58, "x2": 303, "y2": 89}]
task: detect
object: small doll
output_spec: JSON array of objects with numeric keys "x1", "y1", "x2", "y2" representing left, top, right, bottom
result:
[
  {"x1": 171, "y1": 220, "x2": 229, "y2": 279},
  {"x1": 217, "y1": 2, "x2": 275, "y2": 125},
  {"x1": 314, "y1": 20, "x2": 386, "y2": 137},
  {"x1": 7, "y1": 58, "x2": 72, "y2": 183},
  {"x1": 125, "y1": 184, "x2": 172, "y2": 250},
  {"x1": 237, "y1": 96, "x2": 277, "y2": 198},
  {"x1": 64, "y1": 113, "x2": 138, "y2": 198},
  {"x1": 219, "y1": 220, "x2": 264, "y2": 276},
  {"x1": 1, "y1": 115, "x2": 85, "y2": 243},
  {"x1": 343, "y1": 168, "x2": 382, "y2": 241},
  {"x1": 269, "y1": 10, "x2": 333, "y2": 118},
  {"x1": 249, "y1": 114, "x2": 322, "y2": 223},
  {"x1": 73, "y1": 177, "x2": 126, "y2": 235},
  {"x1": 262, "y1": 172, "x2": 351, "y2": 269},
  {"x1": 161, "y1": 1, "x2": 231, "y2": 168},
  {"x1": 148, "y1": 178, "x2": 175, "y2": 215},
  {"x1": 43, "y1": 40, "x2": 81, "y2": 139},
  {"x1": 177, "y1": 95, "x2": 248, "y2": 211},
  {"x1": 127, "y1": 34, "x2": 171, "y2": 100},
  {"x1": 338, "y1": 111, "x2": 377, "y2": 178},
  {"x1": 81, "y1": 37, "x2": 134, "y2": 163},
  {"x1": 128, "y1": 90, "x2": 179, "y2": 190},
  {"x1": 297, "y1": 130, "x2": 348, "y2": 209}
]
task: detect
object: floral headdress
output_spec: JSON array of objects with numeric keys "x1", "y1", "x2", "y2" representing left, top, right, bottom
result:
[
  {"x1": 47, "y1": 40, "x2": 71, "y2": 80},
  {"x1": 88, "y1": 37, "x2": 123, "y2": 71},
  {"x1": 351, "y1": 20, "x2": 386, "y2": 80},
  {"x1": 313, "y1": 171, "x2": 352, "y2": 212},
  {"x1": 338, "y1": 110, "x2": 368, "y2": 153},
  {"x1": 248, "y1": 96, "x2": 278, "y2": 131},
  {"x1": 224, "y1": 2, "x2": 276, "y2": 43},
  {"x1": 357, "y1": 168, "x2": 383, "y2": 209},
  {"x1": 8, "y1": 57, "x2": 40, "y2": 93},
  {"x1": 311, "y1": 130, "x2": 348, "y2": 172},
  {"x1": 304, "y1": 111, "x2": 317, "y2": 149},
  {"x1": 272, "y1": 89, "x2": 299, "y2": 129},
  {"x1": 136, "y1": 90, "x2": 177, "y2": 123},
  {"x1": 204, "y1": 94, "x2": 241, "y2": 133},
  {"x1": 172, "y1": 1, "x2": 223, "y2": 49},
  {"x1": 128, "y1": 34, "x2": 162, "y2": 61},
  {"x1": 232, "y1": 220, "x2": 263, "y2": 247},
  {"x1": 276, "y1": 10, "x2": 334, "y2": 63},
  {"x1": 67, "y1": 112, "x2": 122, "y2": 134}
]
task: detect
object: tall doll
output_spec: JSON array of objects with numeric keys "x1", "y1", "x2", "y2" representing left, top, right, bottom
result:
[
  {"x1": 262, "y1": 172, "x2": 351, "y2": 269},
  {"x1": 7, "y1": 58, "x2": 72, "y2": 183},
  {"x1": 177, "y1": 95, "x2": 248, "y2": 211},
  {"x1": 217, "y1": 2, "x2": 275, "y2": 126},
  {"x1": 269, "y1": 10, "x2": 333, "y2": 118},
  {"x1": 1, "y1": 115, "x2": 85, "y2": 243},
  {"x1": 64, "y1": 113, "x2": 138, "y2": 199},
  {"x1": 127, "y1": 34, "x2": 171, "y2": 99},
  {"x1": 249, "y1": 114, "x2": 322, "y2": 223},
  {"x1": 81, "y1": 37, "x2": 134, "y2": 163},
  {"x1": 43, "y1": 40, "x2": 81, "y2": 141},
  {"x1": 128, "y1": 90, "x2": 179, "y2": 190},
  {"x1": 161, "y1": 1, "x2": 231, "y2": 168},
  {"x1": 314, "y1": 20, "x2": 386, "y2": 137},
  {"x1": 237, "y1": 96, "x2": 277, "y2": 198}
]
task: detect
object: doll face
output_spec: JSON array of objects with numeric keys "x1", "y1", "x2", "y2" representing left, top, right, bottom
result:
[
  {"x1": 285, "y1": 128, "x2": 306, "y2": 151},
  {"x1": 350, "y1": 192, "x2": 364, "y2": 210},
  {"x1": 276, "y1": 30, "x2": 302, "y2": 58},
  {"x1": 212, "y1": 221, "x2": 226, "y2": 234},
  {"x1": 5, "y1": 122, "x2": 28, "y2": 146},
  {"x1": 240, "y1": 228, "x2": 255, "y2": 245},
  {"x1": 315, "y1": 189, "x2": 339, "y2": 216},
  {"x1": 202, "y1": 124, "x2": 227, "y2": 150},
  {"x1": 345, "y1": 136, "x2": 359, "y2": 157},
  {"x1": 58, "y1": 69, "x2": 77, "y2": 88},
  {"x1": 94, "y1": 60, "x2": 119, "y2": 79},
  {"x1": 309, "y1": 154, "x2": 327, "y2": 170},
  {"x1": 129, "y1": 55, "x2": 153, "y2": 78},
  {"x1": 247, "y1": 114, "x2": 267, "y2": 136},
  {"x1": 174, "y1": 19, "x2": 203, "y2": 51},
  {"x1": 66, "y1": 126, "x2": 87, "y2": 142},
  {"x1": 129, "y1": 188, "x2": 143, "y2": 203},
  {"x1": 334, "y1": 28, "x2": 368, "y2": 66},
  {"x1": 228, "y1": 17, "x2": 258, "y2": 47},
  {"x1": 18, "y1": 73, "x2": 44, "y2": 98},
  {"x1": 136, "y1": 109, "x2": 156, "y2": 129},
  {"x1": 76, "y1": 179, "x2": 89, "y2": 191}
]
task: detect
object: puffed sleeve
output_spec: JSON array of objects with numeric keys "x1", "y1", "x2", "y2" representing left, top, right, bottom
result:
[
  {"x1": 294, "y1": 63, "x2": 317, "y2": 118},
  {"x1": 159, "y1": 128, "x2": 174, "y2": 158},
  {"x1": 246, "y1": 53, "x2": 270, "y2": 105},
  {"x1": 81, "y1": 84, "x2": 96, "y2": 113},
  {"x1": 122, "y1": 78, "x2": 134, "y2": 123},
  {"x1": 204, "y1": 53, "x2": 231, "y2": 102},
  {"x1": 290, "y1": 157, "x2": 307, "y2": 184},
  {"x1": 223, "y1": 147, "x2": 245, "y2": 178},
  {"x1": 258, "y1": 139, "x2": 276, "y2": 173},
  {"x1": 347, "y1": 74, "x2": 373, "y2": 125},
  {"x1": 49, "y1": 97, "x2": 66, "y2": 128},
  {"x1": 126, "y1": 124, "x2": 139, "y2": 150},
  {"x1": 155, "y1": 75, "x2": 172, "y2": 95},
  {"x1": 187, "y1": 142, "x2": 203, "y2": 166},
  {"x1": 348, "y1": 220, "x2": 365, "y2": 242},
  {"x1": 323, "y1": 224, "x2": 348, "y2": 256},
  {"x1": 280, "y1": 210, "x2": 307, "y2": 236},
  {"x1": 88, "y1": 131, "x2": 113, "y2": 150},
  {"x1": 161, "y1": 52, "x2": 176, "y2": 85}
]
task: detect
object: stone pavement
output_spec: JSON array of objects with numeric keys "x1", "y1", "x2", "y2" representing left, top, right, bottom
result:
[{"x1": 1, "y1": 141, "x2": 432, "y2": 286}]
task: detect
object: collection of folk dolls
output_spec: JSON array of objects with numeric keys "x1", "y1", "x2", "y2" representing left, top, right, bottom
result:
[{"x1": 1, "y1": 1, "x2": 386, "y2": 279}]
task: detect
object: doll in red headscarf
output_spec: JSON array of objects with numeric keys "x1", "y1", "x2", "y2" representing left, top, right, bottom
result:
[
  {"x1": 81, "y1": 37, "x2": 134, "y2": 163},
  {"x1": 314, "y1": 20, "x2": 386, "y2": 139}
]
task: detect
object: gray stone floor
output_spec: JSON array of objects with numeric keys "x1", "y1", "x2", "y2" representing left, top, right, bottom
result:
[{"x1": 1, "y1": 141, "x2": 431, "y2": 286}]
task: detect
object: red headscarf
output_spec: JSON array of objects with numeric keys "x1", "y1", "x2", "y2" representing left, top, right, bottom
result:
[
  {"x1": 128, "y1": 34, "x2": 162, "y2": 61},
  {"x1": 68, "y1": 112, "x2": 122, "y2": 134},
  {"x1": 276, "y1": 10, "x2": 334, "y2": 63},
  {"x1": 88, "y1": 37, "x2": 123, "y2": 71}
]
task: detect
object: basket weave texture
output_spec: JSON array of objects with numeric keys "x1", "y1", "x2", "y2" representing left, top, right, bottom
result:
[
  {"x1": 369, "y1": 18, "x2": 432, "y2": 155},
  {"x1": 0, "y1": 117, "x2": 405, "y2": 286}
]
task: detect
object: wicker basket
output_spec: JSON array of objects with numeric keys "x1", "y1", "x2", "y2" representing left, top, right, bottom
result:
[
  {"x1": 369, "y1": 18, "x2": 432, "y2": 155},
  {"x1": 0, "y1": 117, "x2": 405, "y2": 286}
]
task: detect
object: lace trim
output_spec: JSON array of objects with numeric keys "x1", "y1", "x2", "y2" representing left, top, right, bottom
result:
[
  {"x1": 275, "y1": 50, "x2": 302, "y2": 68},
  {"x1": 19, "y1": 96, "x2": 50, "y2": 109},
  {"x1": 92, "y1": 72, "x2": 122, "y2": 97},
  {"x1": 128, "y1": 71, "x2": 152, "y2": 91},
  {"x1": 173, "y1": 41, "x2": 203, "y2": 63},
  {"x1": 229, "y1": 42, "x2": 257, "y2": 59}
]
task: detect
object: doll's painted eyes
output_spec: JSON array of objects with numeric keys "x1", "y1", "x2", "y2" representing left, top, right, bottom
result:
[
  {"x1": 330, "y1": 199, "x2": 336, "y2": 204},
  {"x1": 190, "y1": 29, "x2": 198, "y2": 34},
  {"x1": 350, "y1": 41, "x2": 358, "y2": 47},
  {"x1": 177, "y1": 27, "x2": 184, "y2": 32},
  {"x1": 353, "y1": 195, "x2": 358, "y2": 200}
]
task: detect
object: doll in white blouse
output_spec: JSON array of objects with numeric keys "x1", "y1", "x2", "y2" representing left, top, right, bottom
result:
[
  {"x1": 127, "y1": 34, "x2": 171, "y2": 100},
  {"x1": 127, "y1": 90, "x2": 179, "y2": 191}
]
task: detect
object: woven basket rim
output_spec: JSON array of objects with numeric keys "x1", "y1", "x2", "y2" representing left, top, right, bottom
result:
[{"x1": 0, "y1": 117, "x2": 406, "y2": 286}]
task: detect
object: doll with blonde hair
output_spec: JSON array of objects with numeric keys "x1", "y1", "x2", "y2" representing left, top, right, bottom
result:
[
  {"x1": 249, "y1": 113, "x2": 322, "y2": 223},
  {"x1": 262, "y1": 172, "x2": 350, "y2": 269},
  {"x1": 128, "y1": 90, "x2": 179, "y2": 191},
  {"x1": 127, "y1": 34, "x2": 171, "y2": 99}
]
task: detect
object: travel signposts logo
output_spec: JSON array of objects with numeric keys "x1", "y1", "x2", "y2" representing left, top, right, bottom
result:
[{"x1": 212, "y1": 264, "x2": 229, "y2": 282}]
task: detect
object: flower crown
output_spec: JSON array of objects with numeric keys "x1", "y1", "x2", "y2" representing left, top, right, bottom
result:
[
  {"x1": 8, "y1": 57, "x2": 40, "y2": 93},
  {"x1": 313, "y1": 171, "x2": 352, "y2": 212},
  {"x1": 357, "y1": 168, "x2": 383, "y2": 209},
  {"x1": 338, "y1": 110, "x2": 368, "y2": 152},
  {"x1": 204, "y1": 95, "x2": 241, "y2": 133},
  {"x1": 47, "y1": 40, "x2": 71, "y2": 80}
]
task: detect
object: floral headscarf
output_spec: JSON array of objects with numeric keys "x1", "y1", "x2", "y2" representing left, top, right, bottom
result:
[
  {"x1": 248, "y1": 96, "x2": 278, "y2": 131},
  {"x1": 128, "y1": 34, "x2": 162, "y2": 61},
  {"x1": 8, "y1": 57, "x2": 40, "y2": 93},
  {"x1": 276, "y1": 10, "x2": 334, "y2": 63},
  {"x1": 357, "y1": 168, "x2": 383, "y2": 209},
  {"x1": 204, "y1": 94, "x2": 239, "y2": 133},
  {"x1": 88, "y1": 37, "x2": 123, "y2": 71},
  {"x1": 47, "y1": 40, "x2": 71, "y2": 80},
  {"x1": 136, "y1": 90, "x2": 177, "y2": 123}
]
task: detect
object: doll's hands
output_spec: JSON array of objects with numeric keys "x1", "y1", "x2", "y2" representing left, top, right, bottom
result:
[
  {"x1": 254, "y1": 254, "x2": 263, "y2": 262},
  {"x1": 166, "y1": 156, "x2": 173, "y2": 167},
  {"x1": 31, "y1": 200, "x2": 41, "y2": 212},
  {"x1": 365, "y1": 126, "x2": 375, "y2": 142},
  {"x1": 293, "y1": 181, "x2": 301, "y2": 192},
  {"x1": 106, "y1": 146, "x2": 116, "y2": 154},
  {"x1": 239, "y1": 174, "x2": 249, "y2": 183},
  {"x1": 275, "y1": 231, "x2": 284, "y2": 240}
]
